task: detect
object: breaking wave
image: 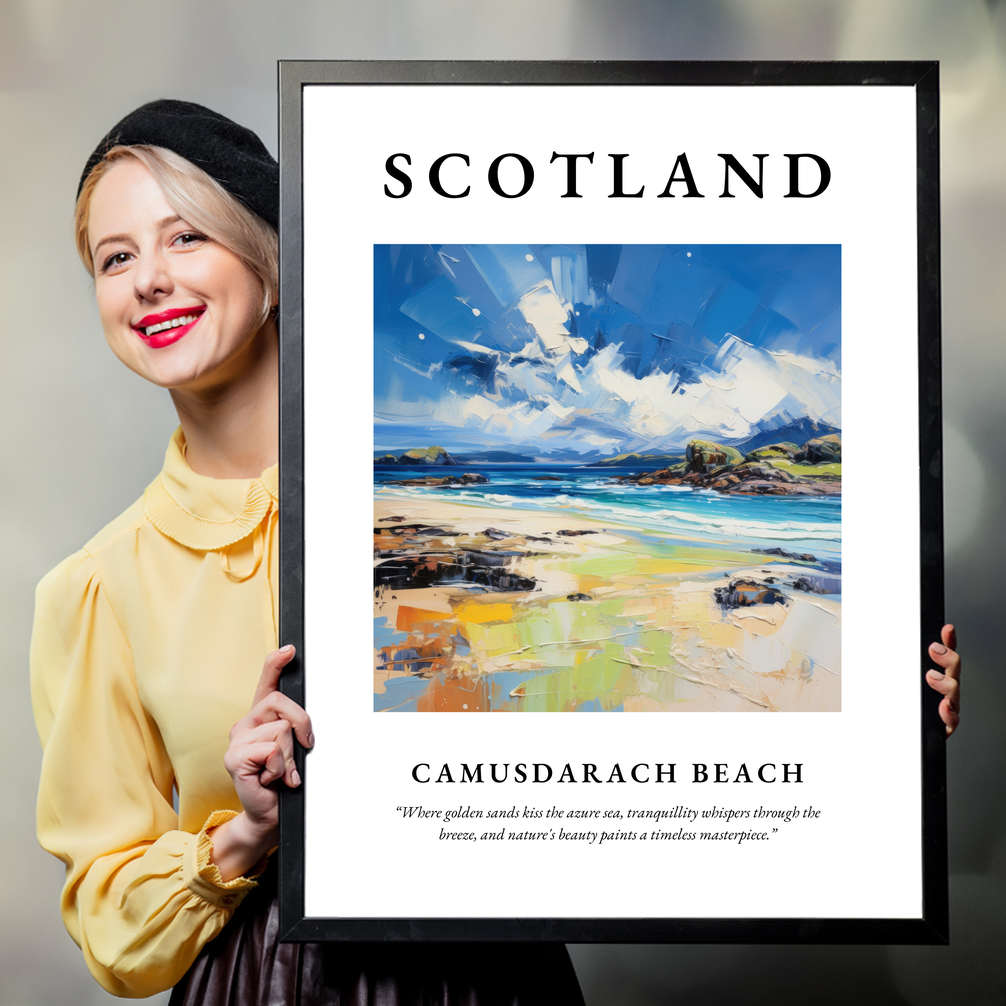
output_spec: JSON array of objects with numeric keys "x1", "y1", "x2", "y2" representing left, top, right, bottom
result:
[{"x1": 375, "y1": 465, "x2": 841, "y2": 561}]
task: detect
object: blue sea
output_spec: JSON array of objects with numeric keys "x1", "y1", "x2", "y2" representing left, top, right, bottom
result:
[{"x1": 375, "y1": 465, "x2": 841, "y2": 564}]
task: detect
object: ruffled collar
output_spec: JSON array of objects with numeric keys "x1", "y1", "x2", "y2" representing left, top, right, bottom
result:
[{"x1": 143, "y1": 428, "x2": 278, "y2": 551}]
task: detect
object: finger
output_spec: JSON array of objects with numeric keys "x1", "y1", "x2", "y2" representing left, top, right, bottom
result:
[
  {"x1": 926, "y1": 670, "x2": 961, "y2": 738},
  {"x1": 258, "y1": 742, "x2": 287, "y2": 787},
  {"x1": 939, "y1": 697, "x2": 960, "y2": 737},
  {"x1": 926, "y1": 669, "x2": 959, "y2": 704},
  {"x1": 224, "y1": 739, "x2": 287, "y2": 786},
  {"x1": 234, "y1": 720, "x2": 301, "y2": 788},
  {"x1": 928, "y1": 642, "x2": 961, "y2": 681},
  {"x1": 230, "y1": 696, "x2": 313, "y2": 752},
  {"x1": 252, "y1": 645, "x2": 296, "y2": 707},
  {"x1": 941, "y1": 623, "x2": 957, "y2": 652},
  {"x1": 246, "y1": 690, "x2": 314, "y2": 749}
]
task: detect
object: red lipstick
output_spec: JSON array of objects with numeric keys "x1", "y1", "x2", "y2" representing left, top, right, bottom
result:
[{"x1": 132, "y1": 306, "x2": 206, "y2": 349}]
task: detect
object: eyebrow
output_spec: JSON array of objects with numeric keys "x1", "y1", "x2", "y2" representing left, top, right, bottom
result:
[{"x1": 91, "y1": 215, "x2": 185, "y2": 258}]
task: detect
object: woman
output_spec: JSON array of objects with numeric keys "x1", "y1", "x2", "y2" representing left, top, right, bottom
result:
[{"x1": 31, "y1": 100, "x2": 586, "y2": 1003}]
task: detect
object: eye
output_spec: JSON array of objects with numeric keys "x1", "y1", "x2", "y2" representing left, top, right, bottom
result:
[
  {"x1": 172, "y1": 230, "x2": 208, "y2": 249},
  {"x1": 100, "y1": 251, "x2": 132, "y2": 274}
]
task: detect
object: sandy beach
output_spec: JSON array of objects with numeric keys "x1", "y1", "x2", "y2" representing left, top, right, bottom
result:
[{"x1": 373, "y1": 493, "x2": 840, "y2": 713}]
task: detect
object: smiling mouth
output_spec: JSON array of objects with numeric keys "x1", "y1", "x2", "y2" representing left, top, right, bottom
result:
[
  {"x1": 142, "y1": 313, "x2": 199, "y2": 337},
  {"x1": 134, "y1": 307, "x2": 206, "y2": 338}
]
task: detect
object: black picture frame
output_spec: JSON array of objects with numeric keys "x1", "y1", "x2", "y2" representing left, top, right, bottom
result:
[{"x1": 277, "y1": 60, "x2": 945, "y2": 944}]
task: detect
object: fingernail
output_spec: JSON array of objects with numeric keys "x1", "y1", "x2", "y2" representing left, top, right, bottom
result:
[
  {"x1": 931, "y1": 643, "x2": 947, "y2": 654},
  {"x1": 928, "y1": 669, "x2": 944, "y2": 680},
  {"x1": 292, "y1": 768, "x2": 301, "y2": 787},
  {"x1": 280, "y1": 644, "x2": 295, "y2": 654},
  {"x1": 306, "y1": 732, "x2": 315, "y2": 748}
]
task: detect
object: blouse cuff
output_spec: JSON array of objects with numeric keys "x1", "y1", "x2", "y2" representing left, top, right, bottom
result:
[{"x1": 183, "y1": 810, "x2": 269, "y2": 909}]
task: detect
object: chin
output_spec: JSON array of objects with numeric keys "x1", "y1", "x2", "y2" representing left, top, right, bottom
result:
[
  {"x1": 163, "y1": 362, "x2": 228, "y2": 391},
  {"x1": 122, "y1": 353, "x2": 217, "y2": 391}
]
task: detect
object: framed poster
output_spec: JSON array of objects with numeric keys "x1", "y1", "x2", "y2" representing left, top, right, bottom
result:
[{"x1": 277, "y1": 61, "x2": 946, "y2": 943}]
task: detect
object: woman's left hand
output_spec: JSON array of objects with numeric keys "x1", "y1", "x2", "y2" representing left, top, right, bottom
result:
[
  {"x1": 209, "y1": 645, "x2": 313, "y2": 881},
  {"x1": 926, "y1": 624, "x2": 961, "y2": 737}
]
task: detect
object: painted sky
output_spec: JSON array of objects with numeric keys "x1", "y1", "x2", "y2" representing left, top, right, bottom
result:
[{"x1": 374, "y1": 244, "x2": 841, "y2": 458}]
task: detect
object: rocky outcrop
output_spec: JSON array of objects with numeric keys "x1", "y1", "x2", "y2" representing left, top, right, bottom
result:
[
  {"x1": 374, "y1": 553, "x2": 536, "y2": 592},
  {"x1": 744, "y1": 442, "x2": 799, "y2": 463},
  {"x1": 399, "y1": 446, "x2": 457, "y2": 465},
  {"x1": 374, "y1": 446, "x2": 458, "y2": 466},
  {"x1": 792, "y1": 574, "x2": 842, "y2": 594},
  {"x1": 614, "y1": 461, "x2": 836, "y2": 496},
  {"x1": 374, "y1": 523, "x2": 537, "y2": 594},
  {"x1": 381, "y1": 472, "x2": 489, "y2": 488},
  {"x1": 753, "y1": 546, "x2": 817, "y2": 562},
  {"x1": 714, "y1": 579, "x2": 789, "y2": 608},
  {"x1": 612, "y1": 436, "x2": 842, "y2": 496},
  {"x1": 686, "y1": 440, "x2": 744, "y2": 472},
  {"x1": 628, "y1": 462, "x2": 689, "y2": 486},
  {"x1": 713, "y1": 572, "x2": 842, "y2": 609},
  {"x1": 796, "y1": 434, "x2": 841, "y2": 464}
]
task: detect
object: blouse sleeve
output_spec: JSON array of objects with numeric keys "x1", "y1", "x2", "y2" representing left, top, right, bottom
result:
[{"x1": 31, "y1": 549, "x2": 262, "y2": 998}]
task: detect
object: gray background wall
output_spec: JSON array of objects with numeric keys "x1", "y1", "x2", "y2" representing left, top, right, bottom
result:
[{"x1": 1, "y1": 2, "x2": 1003, "y2": 1003}]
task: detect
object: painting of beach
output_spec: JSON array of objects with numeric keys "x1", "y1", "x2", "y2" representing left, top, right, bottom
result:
[{"x1": 374, "y1": 244, "x2": 841, "y2": 713}]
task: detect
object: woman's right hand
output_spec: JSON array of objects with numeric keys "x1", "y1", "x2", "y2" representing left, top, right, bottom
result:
[
  {"x1": 926, "y1": 624, "x2": 961, "y2": 737},
  {"x1": 209, "y1": 645, "x2": 314, "y2": 881}
]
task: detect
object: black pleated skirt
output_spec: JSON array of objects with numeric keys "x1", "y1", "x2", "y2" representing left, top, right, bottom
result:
[{"x1": 169, "y1": 869, "x2": 585, "y2": 1006}]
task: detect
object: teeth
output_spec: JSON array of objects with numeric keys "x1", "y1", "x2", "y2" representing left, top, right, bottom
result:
[{"x1": 142, "y1": 313, "x2": 199, "y2": 337}]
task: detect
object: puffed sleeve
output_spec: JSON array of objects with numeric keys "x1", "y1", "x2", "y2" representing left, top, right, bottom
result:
[{"x1": 31, "y1": 549, "x2": 262, "y2": 998}]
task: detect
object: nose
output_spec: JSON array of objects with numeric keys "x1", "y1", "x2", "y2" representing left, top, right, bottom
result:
[{"x1": 133, "y1": 247, "x2": 173, "y2": 303}]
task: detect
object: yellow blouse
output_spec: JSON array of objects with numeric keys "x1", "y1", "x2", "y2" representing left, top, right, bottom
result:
[{"x1": 31, "y1": 428, "x2": 279, "y2": 998}]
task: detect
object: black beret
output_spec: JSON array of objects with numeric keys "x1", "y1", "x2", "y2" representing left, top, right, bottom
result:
[{"x1": 78, "y1": 99, "x2": 278, "y2": 228}]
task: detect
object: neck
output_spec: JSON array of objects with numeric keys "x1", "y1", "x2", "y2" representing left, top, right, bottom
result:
[{"x1": 169, "y1": 319, "x2": 280, "y2": 479}]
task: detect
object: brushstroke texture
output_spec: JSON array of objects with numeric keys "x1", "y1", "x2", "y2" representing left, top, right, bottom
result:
[
  {"x1": 373, "y1": 245, "x2": 841, "y2": 713},
  {"x1": 375, "y1": 244, "x2": 840, "y2": 460}
]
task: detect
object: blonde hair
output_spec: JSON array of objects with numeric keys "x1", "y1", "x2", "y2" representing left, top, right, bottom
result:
[{"x1": 75, "y1": 145, "x2": 278, "y2": 323}]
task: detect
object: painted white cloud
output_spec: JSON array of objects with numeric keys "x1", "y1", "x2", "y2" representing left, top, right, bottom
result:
[
  {"x1": 516, "y1": 280, "x2": 589, "y2": 356},
  {"x1": 376, "y1": 289, "x2": 841, "y2": 453}
]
